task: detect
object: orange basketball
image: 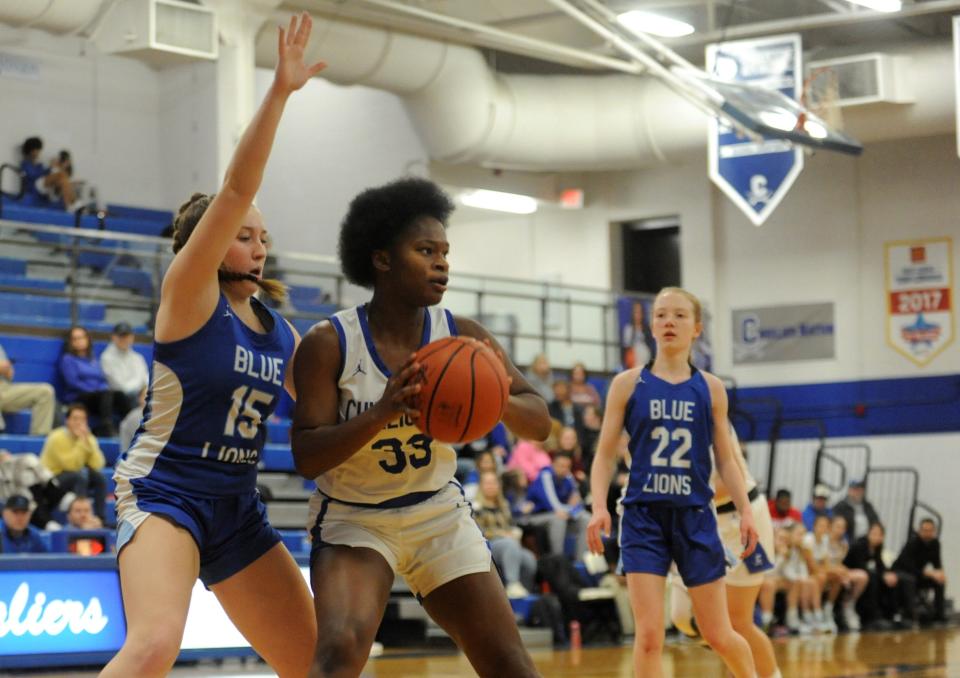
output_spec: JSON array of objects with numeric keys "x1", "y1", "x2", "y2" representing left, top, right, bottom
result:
[{"x1": 412, "y1": 336, "x2": 510, "y2": 443}]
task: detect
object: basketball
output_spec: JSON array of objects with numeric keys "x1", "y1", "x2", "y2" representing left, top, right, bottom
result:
[{"x1": 412, "y1": 336, "x2": 510, "y2": 443}]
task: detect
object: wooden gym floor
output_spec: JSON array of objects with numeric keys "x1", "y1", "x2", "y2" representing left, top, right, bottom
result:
[{"x1": 27, "y1": 627, "x2": 960, "y2": 677}]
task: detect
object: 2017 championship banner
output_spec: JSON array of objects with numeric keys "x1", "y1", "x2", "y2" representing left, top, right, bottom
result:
[{"x1": 885, "y1": 237, "x2": 954, "y2": 366}]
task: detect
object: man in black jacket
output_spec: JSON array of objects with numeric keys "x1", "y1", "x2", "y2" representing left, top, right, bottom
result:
[
  {"x1": 894, "y1": 519, "x2": 947, "y2": 624},
  {"x1": 844, "y1": 522, "x2": 916, "y2": 629},
  {"x1": 832, "y1": 480, "x2": 880, "y2": 543}
]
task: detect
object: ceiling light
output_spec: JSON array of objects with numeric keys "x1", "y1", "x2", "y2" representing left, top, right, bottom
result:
[
  {"x1": 617, "y1": 10, "x2": 695, "y2": 38},
  {"x1": 459, "y1": 189, "x2": 538, "y2": 214},
  {"x1": 844, "y1": 0, "x2": 902, "y2": 12}
]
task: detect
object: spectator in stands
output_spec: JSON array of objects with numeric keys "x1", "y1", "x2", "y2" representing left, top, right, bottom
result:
[
  {"x1": 0, "y1": 340, "x2": 55, "y2": 435},
  {"x1": 894, "y1": 518, "x2": 947, "y2": 624},
  {"x1": 17, "y1": 136, "x2": 81, "y2": 211},
  {"x1": 568, "y1": 362, "x2": 601, "y2": 408},
  {"x1": 523, "y1": 451, "x2": 591, "y2": 560},
  {"x1": 802, "y1": 483, "x2": 833, "y2": 531},
  {"x1": 802, "y1": 515, "x2": 839, "y2": 633},
  {"x1": 579, "y1": 404, "x2": 602, "y2": 466},
  {"x1": 525, "y1": 353, "x2": 555, "y2": 403},
  {"x1": 506, "y1": 427, "x2": 554, "y2": 484},
  {"x1": 0, "y1": 449, "x2": 70, "y2": 530},
  {"x1": 1, "y1": 494, "x2": 48, "y2": 553},
  {"x1": 474, "y1": 470, "x2": 537, "y2": 598},
  {"x1": 768, "y1": 488, "x2": 803, "y2": 529},
  {"x1": 39, "y1": 403, "x2": 107, "y2": 522},
  {"x1": 548, "y1": 380, "x2": 584, "y2": 440},
  {"x1": 59, "y1": 325, "x2": 131, "y2": 436},
  {"x1": 65, "y1": 495, "x2": 103, "y2": 530},
  {"x1": 556, "y1": 425, "x2": 586, "y2": 483},
  {"x1": 463, "y1": 449, "x2": 498, "y2": 503},
  {"x1": 100, "y1": 322, "x2": 149, "y2": 405},
  {"x1": 833, "y1": 479, "x2": 880, "y2": 543},
  {"x1": 827, "y1": 515, "x2": 868, "y2": 631},
  {"x1": 844, "y1": 522, "x2": 916, "y2": 630}
]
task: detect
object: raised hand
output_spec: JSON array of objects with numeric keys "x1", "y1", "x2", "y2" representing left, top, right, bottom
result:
[{"x1": 275, "y1": 12, "x2": 326, "y2": 94}]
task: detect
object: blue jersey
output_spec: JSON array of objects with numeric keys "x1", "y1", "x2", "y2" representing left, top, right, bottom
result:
[
  {"x1": 622, "y1": 366, "x2": 714, "y2": 507},
  {"x1": 114, "y1": 294, "x2": 294, "y2": 497}
]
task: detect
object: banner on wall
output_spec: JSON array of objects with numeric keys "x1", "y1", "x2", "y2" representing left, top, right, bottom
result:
[
  {"x1": 885, "y1": 237, "x2": 954, "y2": 366},
  {"x1": 617, "y1": 296, "x2": 712, "y2": 371},
  {"x1": 732, "y1": 303, "x2": 834, "y2": 364},
  {"x1": 706, "y1": 34, "x2": 804, "y2": 227}
]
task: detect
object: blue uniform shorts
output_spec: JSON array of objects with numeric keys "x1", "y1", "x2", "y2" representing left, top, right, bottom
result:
[
  {"x1": 116, "y1": 485, "x2": 281, "y2": 587},
  {"x1": 619, "y1": 502, "x2": 725, "y2": 587}
]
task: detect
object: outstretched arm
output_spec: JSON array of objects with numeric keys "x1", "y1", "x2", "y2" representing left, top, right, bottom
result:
[{"x1": 157, "y1": 13, "x2": 325, "y2": 340}]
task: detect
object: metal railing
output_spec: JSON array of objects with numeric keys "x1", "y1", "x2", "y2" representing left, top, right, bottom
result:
[{"x1": 0, "y1": 218, "x2": 633, "y2": 371}]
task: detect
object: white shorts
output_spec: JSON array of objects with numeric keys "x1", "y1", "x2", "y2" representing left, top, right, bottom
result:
[
  {"x1": 306, "y1": 483, "x2": 491, "y2": 598},
  {"x1": 716, "y1": 491, "x2": 776, "y2": 587}
]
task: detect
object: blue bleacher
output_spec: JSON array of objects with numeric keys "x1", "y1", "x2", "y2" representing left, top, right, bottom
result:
[
  {"x1": 0, "y1": 291, "x2": 105, "y2": 322},
  {"x1": 0, "y1": 257, "x2": 26, "y2": 275},
  {"x1": 105, "y1": 203, "x2": 173, "y2": 226},
  {"x1": 0, "y1": 273, "x2": 66, "y2": 291},
  {"x1": 109, "y1": 265, "x2": 153, "y2": 297}
]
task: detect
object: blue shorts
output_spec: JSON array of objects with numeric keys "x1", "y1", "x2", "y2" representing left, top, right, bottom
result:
[
  {"x1": 116, "y1": 485, "x2": 281, "y2": 587},
  {"x1": 619, "y1": 503, "x2": 725, "y2": 587}
]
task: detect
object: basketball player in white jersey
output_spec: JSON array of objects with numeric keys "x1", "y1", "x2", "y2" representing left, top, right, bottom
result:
[
  {"x1": 291, "y1": 177, "x2": 552, "y2": 677},
  {"x1": 670, "y1": 428, "x2": 780, "y2": 678}
]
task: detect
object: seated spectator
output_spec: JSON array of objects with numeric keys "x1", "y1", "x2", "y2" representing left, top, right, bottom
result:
[
  {"x1": 548, "y1": 380, "x2": 584, "y2": 439},
  {"x1": 99, "y1": 322, "x2": 149, "y2": 404},
  {"x1": 0, "y1": 340, "x2": 55, "y2": 435},
  {"x1": 463, "y1": 449, "x2": 498, "y2": 503},
  {"x1": 579, "y1": 404, "x2": 602, "y2": 470},
  {"x1": 506, "y1": 435, "x2": 553, "y2": 484},
  {"x1": 59, "y1": 325, "x2": 132, "y2": 436},
  {"x1": 827, "y1": 515, "x2": 868, "y2": 631},
  {"x1": 844, "y1": 522, "x2": 916, "y2": 630},
  {"x1": 1, "y1": 494, "x2": 48, "y2": 554},
  {"x1": 768, "y1": 488, "x2": 803, "y2": 529},
  {"x1": 555, "y1": 425, "x2": 587, "y2": 485},
  {"x1": 0, "y1": 449, "x2": 70, "y2": 530},
  {"x1": 568, "y1": 362, "x2": 601, "y2": 408},
  {"x1": 473, "y1": 470, "x2": 537, "y2": 598},
  {"x1": 894, "y1": 518, "x2": 947, "y2": 624},
  {"x1": 833, "y1": 479, "x2": 880, "y2": 543},
  {"x1": 802, "y1": 483, "x2": 833, "y2": 531},
  {"x1": 65, "y1": 496, "x2": 103, "y2": 530},
  {"x1": 521, "y1": 451, "x2": 591, "y2": 560},
  {"x1": 39, "y1": 403, "x2": 107, "y2": 522},
  {"x1": 802, "y1": 515, "x2": 839, "y2": 633},
  {"x1": 17, "y1": 136, "x2": 80, "y2": 211},
  {"x1": 525, "y1": 353, "x2": 555, "y2": 403}
]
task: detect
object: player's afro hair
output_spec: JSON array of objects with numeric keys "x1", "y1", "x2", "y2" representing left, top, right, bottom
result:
[{"x1": 338, "y1": 177, "x2": 455, "y2": 288}]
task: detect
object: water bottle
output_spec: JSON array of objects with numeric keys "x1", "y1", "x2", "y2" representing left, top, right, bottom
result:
[{"x1": 569, "y1": 620, "x2": 581, "y2": 650}]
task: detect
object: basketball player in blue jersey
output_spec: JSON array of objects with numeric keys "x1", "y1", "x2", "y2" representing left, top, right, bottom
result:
[
  {"x1": 101, "y1": 14, "x2": 323, "y2": 678},
  {"x1": 587, "y1": 287, "x2": 759, "y2": 678},
  {"x1": 292, "y1": 177, "x2": 552, "y2": 677}
]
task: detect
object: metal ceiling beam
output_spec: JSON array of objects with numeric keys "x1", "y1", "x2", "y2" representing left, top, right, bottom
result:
[
  {"x1": 672, "y1": 0, "x2": 960, "y2": 46},
  {"x1": 290, "y1": 0, "x2": 642, "y2": 73}
]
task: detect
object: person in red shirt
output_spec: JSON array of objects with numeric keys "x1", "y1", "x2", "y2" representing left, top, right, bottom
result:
[{"x1": 768, "y1": 488, "x2": 803, "y2": 529}]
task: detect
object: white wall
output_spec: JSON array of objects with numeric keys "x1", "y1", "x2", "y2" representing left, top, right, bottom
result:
[
  {"x1": 0, "y1": 27, "x2": 165, "y2": 208},
  {"x1": 253, "y1": 69, "x2": 429, "y2": 259}
]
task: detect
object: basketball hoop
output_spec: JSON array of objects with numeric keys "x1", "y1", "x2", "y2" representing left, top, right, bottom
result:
[{"x1": 798, "y1": 66, "x2": 844, "y2": 144}]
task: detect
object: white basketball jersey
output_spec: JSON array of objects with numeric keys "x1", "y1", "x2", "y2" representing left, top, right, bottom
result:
[{"x1": 314, "y1": 304, "x2": 459, "y2": 506}]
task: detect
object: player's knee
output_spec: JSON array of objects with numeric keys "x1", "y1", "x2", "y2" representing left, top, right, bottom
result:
[
  {"x1": 123, "y1": 631, "x2": 181, "y2": 676},
  {"x1": 313, "y1": 626, "x2": 369, "y2": 673},
  {"x1": 700, "y1": 624, "x2": 737, "y2": 654},
  {"x1": 634, "y1": 626, "x2": 664, "y2": 654}
]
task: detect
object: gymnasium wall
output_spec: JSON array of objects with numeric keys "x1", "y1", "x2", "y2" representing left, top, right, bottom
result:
[{"x1": 0, "y1": 28, "x2": 166, "y2": 208}]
